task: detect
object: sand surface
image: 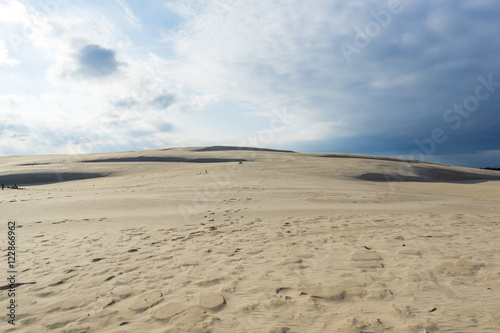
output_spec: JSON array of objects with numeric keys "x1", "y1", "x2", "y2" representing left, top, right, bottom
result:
[{"x1": 1, "y1": 147, "x2": 500, "y2": 332}]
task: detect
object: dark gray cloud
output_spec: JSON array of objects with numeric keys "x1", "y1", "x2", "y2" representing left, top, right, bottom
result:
[
  {"x1": 76, "y1": 44, "x2": 120, "y2": 78},
  {"x1": 172, "y1": 1, "x2": 500, "y2": 168},
  {"x1": 291, "y1": 1, "x2": 500, "y2": 167}
]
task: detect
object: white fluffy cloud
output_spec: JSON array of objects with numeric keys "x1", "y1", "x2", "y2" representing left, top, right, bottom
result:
[
  {"x1": 0, "y1": 1, "x2": 221, "y2": 155},
  {"x1": 0, "y1": 40, "x2": 19, "y2": 66}
]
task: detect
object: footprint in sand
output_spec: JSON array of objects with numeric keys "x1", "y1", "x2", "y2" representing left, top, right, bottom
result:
[
  {"x1": 280, "y1": 257, "x2": 303, "y2": 265},
  {"x1": 199, "y1": 293, "x2": 226, "y2": 311},
  {"x1": 339, "y1": 316, "x2": 390, "y2": 333},
  {"x1": 128, "y1": 291, "x2": 164, "y2": 312},
  {"x1": 437, "y1": 259, "x2": 485, "y2": 276},
  {"x1": 152, "y1": 302, "x2": 187, "y2": 320},
  {"x1": 351, "y1": 251, "x2": 384, "y2": 269}
]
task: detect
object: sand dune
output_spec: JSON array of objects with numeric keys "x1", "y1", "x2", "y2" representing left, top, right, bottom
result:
[{"x1": 1, "y1": 146, "x2": 499, "y2": 332}]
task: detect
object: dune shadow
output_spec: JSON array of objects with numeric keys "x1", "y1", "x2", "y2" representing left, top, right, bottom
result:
[
  {"x1": 357, "y1": 173, "x2": 422, "y2": 182},
  {"x1": 0, "y1": 172, "x2": 105, "y2": 186},
  {"x1": 81, "y1": 156, "x2": 247, "y2": 163},
  {"x1": 193, "y1": 146, "x2": 295, "y2": 153},
  {"x1": 17, "y1": 162, "x2": 53, "y2": 166},
  {"x1": 320, "y1": 154, "x2": 423, "y2": 164},
  {"x1": 424, "y1": 168, "x2": 500, "y2": 182},
  {"x1": 357, "y1": 167, "x2": 500, "y2": 183}
]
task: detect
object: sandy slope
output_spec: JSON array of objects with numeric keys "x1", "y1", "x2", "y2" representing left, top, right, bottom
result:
[{"x1": 0, "y1": 147, "x2": 499, "y2": 332}]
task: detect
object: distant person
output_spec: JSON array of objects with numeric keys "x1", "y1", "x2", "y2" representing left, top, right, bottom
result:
[{"x1": 1, "y1": 184, "x2": 4, "y2": 190}]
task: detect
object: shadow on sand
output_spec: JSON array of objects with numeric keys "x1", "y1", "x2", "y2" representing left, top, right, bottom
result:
[
  {"x1": 0, "y1": 172, "x2": 106, "y2": 186},
  {"x1": 357, "y1": 167, "x2": 500, "y2": 183},
  {"x1": 81, "y1": 156, "x2": 247, "y2": 163}
]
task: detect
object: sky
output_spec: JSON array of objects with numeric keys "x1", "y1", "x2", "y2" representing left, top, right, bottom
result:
[{"x1": 0, "y1": 0, "x2": 499, "y2": 168}]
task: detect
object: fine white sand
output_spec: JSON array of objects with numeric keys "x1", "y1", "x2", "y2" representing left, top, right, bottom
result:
[{"x1": 1, "y1": 146, "x2": 499, "y2": 332}]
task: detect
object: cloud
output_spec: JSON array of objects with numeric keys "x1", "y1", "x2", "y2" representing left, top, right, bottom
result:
[
  {"x1": 115, "y1": 0, "x2": 140, "y2": 27},
  {"x1": 160, "y1": 1, "x2": 500, "y2": 160},
  {"x1": 74, "y1": 44, "x2": 121, "y2": 78},
  {"x1": 149, "y1": 93, "x2": 176, "y2": 109},
  {"x1": 114, "y1": 97, "x2": 138, "y2": 109},
  {"x1": 0, "y1": 119, "x2": 30, "y2": 136},
  {"x1": 0, "y1": 40, "x2": 19, "y2": 66},
  {"x1": 0, "y1": 0, "x2": 29, "y2": 24},
  {"x1": 114, "y1": 94, "x2": 178, "y2": 111}
]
